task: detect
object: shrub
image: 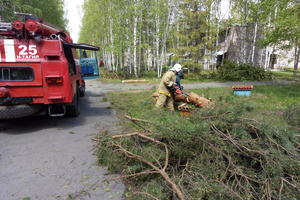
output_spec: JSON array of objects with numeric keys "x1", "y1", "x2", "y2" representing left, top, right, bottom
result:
[
  {"x1": 186, "y1": 70, "x2": 218, "y2": 80},
  {"x1": 217, "y1": 60, "x2": 273, "y2": 81},
  {"x1": 100, "y1": 68, "x2": 125, "y2": 79},
  {"x1": 284, "y1": 103, "x2": 300, "y2": 128}
]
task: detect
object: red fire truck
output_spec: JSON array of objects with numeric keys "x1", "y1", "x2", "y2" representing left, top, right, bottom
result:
[{"x1": 0, "y1": 14, "x2": 99, "y2": 119}]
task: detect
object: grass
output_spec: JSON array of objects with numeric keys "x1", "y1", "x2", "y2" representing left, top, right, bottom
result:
[
  {"x1": 272, "y1": 71, "x2": 300, "y2": 81},
  {"x1": 107, "y1": 84, "x2": 300, "y2": 129},
  {"x1": 99, "y1": 84, "x2": 300, "y2": 200}
]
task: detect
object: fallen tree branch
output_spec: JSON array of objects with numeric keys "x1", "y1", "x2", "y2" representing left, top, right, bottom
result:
[
  {"x1": 279, "y1": 178, "x2": 284, "y2": 200},
  {"x1": 111, "y1": 170, "x2": 159, "y2": 180},
  {"x1": 133, "y1": 191, "x2": 160, "y2": 200},
  {"x1": 91, "y1": 138, "x2": 101, "y2": 142},
  {"x1": 199, "y1": 112, "x2": 232, "y2": 120},
  {"x1": 112, "y1": 142, "x2": 185, "y2": 200},
  {"x1": 125, "y1": 115, "x2": 153, "y2": 124},
  {"x1": 112, "y1": 132, "x2": 169, "y2": 171},
  {"x1": 211, "y1": 124, "x2": 265, "y2": 156},
  {"x1": 281, "y1": 178, "x2": 300, "y2": 191},
  {"x1": 227, "y1": 169, "x2": 260, "y2": 184},
  {"x1": 136, "y1": 133, "x2": 169, "y2": 171},
  {"x1": 218, "y1": 181, "x2": 244, "y2": 200},
  {"x1": 266, "y1": 135, "x2": 299, "y2": 157},
  {"x1": 112, "y1": 132, "x2": 147, "y2": 139}
]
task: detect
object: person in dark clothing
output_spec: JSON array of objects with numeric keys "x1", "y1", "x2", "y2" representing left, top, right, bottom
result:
[{"x1": 176, "y1": 70, "x2": 184, "y2": 90}]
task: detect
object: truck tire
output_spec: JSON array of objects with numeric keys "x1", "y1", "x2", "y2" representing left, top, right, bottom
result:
[
  {"x1": 0, "y1": 104, "x2": 41, "y2": 119},
  {"x1": 79, "y1": 85, "x2": 85, "y2": 97},
  {"x1": 67, "y1": 90, "x2": 80, "y2": 117}
]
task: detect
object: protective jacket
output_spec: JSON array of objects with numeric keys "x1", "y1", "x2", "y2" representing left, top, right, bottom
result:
[{"x1": 157, "y1": 71, "x2": 176, "y2": 96}]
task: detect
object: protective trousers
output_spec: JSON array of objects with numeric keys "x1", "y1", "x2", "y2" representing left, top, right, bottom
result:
[{"x1": 155, "y1": 93, "x2": 174, "y2": 111}]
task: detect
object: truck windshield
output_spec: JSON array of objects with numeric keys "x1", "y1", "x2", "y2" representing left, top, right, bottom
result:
[{"x1": 0, "y1": 67, "x2": 34, "y2": 81}]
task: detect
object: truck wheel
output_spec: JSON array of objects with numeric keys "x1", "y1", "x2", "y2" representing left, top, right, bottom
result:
[
  {"x1": 79, "y1": 85, "x2": 85, "y2": 97},
  {"x1": 67, "y1": 90, "x2": 80, "y2": 117}
]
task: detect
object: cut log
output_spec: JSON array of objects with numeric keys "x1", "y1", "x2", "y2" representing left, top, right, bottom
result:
[
  {"x1": 122, "y1": 80, "x2": 149, "y2": 83},
  {"x1": 174, "y1": 94, "x2": 188, "y2": 102},
  {"x1": 152, "y1": 92, "x2": 159, "y2": 98},
  {"x1": 152, "y1": 91, "x2": 213, "y2": 108},
  {"x1": 187, "y1": 92, "x2": 214, "y2": 108}
]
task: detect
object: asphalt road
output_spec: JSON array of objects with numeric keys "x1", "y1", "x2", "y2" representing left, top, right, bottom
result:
[
  {"x1": 0, "y1": 81, "x2": 125, "y2": 200},
  {"x1": 98, "y1": 79, "x2": 296, "y2": 92}
]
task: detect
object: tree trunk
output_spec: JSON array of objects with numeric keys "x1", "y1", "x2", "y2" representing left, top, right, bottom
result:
[
  {"x1": 128, "y1": 47, "x2": 132, "y2": 75},
  {"x1": 264, "y1": 47, "x2": 268, "y2": 70},
  {"x1": 176, "y1": 23, "x2": 179, "y2": 49},
  {"x1": 251, "y1": 22, "x2": 258, "y2": 64},
  {"x1": 138, "y1": 15, "x2": 143, "y2": 75},
  {"x1": 294, "y1": 45, "x2": 300, "y2": 75},
  {"x1": 109, "y1": 16, "x2": 115, "y2": 71},
  {"x1": 133, "y1": 2, "x2": 138, "y2": 78},
  {"x1": 116, "y1": 55, "x2": 119, "y2": 72},
  {"x1": 221, "y1": 27, "x2": 229, "y2": 66},
  {"x1": 155, "y1": 8, "x2": 160, "y2": 78},
  {"x1": 120, "y1": 52, "x2": 123, "y2": 70}
]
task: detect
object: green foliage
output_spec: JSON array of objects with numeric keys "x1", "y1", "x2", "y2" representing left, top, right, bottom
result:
[
  {"x1": 217, "y1": 60, "x2": 273, "y2": 81},
  {"x1": 284, "y1": 103, "x2": 300, "y2": 128},
  {"x1": 80, "y1": 0, "x2": 172, "y2": 75},
  {"x1": 272, "y1": 71, "x2": 300, "y2": 81},
  {"x1": 260, "y1": 0, "x2": 300, "y2": 47},
  {"x1": 185, "y1": 70, "x2": 218, "y2": 81},
  {"x1": 0, "y1": 0, "x2": 66, "y2": 29},
  {"x1": 79, "y1": 0, "x2": 300, "y2": 75},
  {"x1": 175, "y1": 0, "x2": 218, "y2": 72},
  {"x1": 97, "y1": 85, "x2": 300, "y2": 199}
]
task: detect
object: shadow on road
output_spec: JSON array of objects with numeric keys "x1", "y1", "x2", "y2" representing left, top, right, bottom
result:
[{"x1": 0, "y1": 91, "x2": 112, "y2": 135}]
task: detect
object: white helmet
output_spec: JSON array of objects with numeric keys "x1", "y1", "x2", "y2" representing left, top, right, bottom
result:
[{"x1": 170, "y1": 63, "x2": 182, "y2": 72}]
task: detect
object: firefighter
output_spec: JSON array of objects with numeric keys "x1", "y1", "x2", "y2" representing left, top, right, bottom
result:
[{"x1": 155, "y1": 63, "x2": 183, "y2": 111}]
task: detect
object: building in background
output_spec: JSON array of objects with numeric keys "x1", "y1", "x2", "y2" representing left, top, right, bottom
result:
[{"x1": 216, "y1": 23, "x2": 297, "y2": 70}]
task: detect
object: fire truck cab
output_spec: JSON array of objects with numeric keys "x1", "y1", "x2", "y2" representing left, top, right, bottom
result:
[{"x1": 0, "y1": 14, "x2": 99, "y2": 119}]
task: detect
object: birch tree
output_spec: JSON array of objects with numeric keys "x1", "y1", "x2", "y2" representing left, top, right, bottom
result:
[{"x1": 80, "y1": 0, "x2": 175, "y2": 77}]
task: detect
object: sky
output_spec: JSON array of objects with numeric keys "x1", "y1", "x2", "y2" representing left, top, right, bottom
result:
[
  {"x1": 64, "y1": 0, "x2": 230, "y2": 43},
  {"x1": 64, "y1": 0, "x2": 84, "y2": 43}
]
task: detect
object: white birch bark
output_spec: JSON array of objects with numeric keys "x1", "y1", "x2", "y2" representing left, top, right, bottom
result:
[
  {"x1": 138, "y1": 14, "x2": 143, "y2": 75},
  {"x1": 133, "y1": 0, "x2": 138, "y2": 77},
  {"x1": 251, "y1": 22, "x2": 258, "y2": 64},
  {"x1": 109, "y1": 17, "x2": 115, "y2": 71},
  {"x1": 294, "y1": 45, "x2": 300, "y2": 73},
  {"x1": 128, "y1": 47, "x2": 132, "y2": 74},
  {"x1": 120, "y1": 53, "x2": 123, "y2": 70},
  {"x1": 264, "y1": 48, "x2": 269, "y2": 69},
  {"x1": 155, "y1": 3, "x2": 161, "y2": 78},
  {"x1": 116, "y1": 55, "x2": 119, "y2": 71}
]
